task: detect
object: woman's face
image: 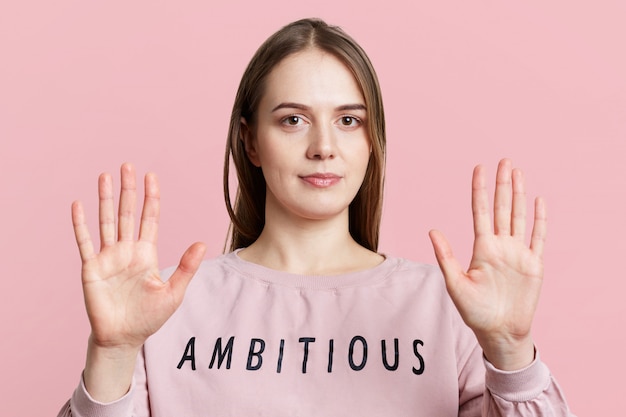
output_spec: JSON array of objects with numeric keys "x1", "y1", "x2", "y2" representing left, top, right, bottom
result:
[{"x1": 243, "y1": 48, "x2": 371, "y2": 224}]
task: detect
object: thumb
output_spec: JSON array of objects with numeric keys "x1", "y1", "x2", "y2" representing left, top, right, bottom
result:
[
  {"x1": 166, "y1": 242, "x2": 207, "y2": 303},
  {"x1": 428, "y1": 230, "x2": 464, "y2": 294}
]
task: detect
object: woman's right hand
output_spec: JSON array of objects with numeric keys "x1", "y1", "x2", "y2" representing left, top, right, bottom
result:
[{"x1": 71, "y1": 163, "x2": 206, "y2": 401}]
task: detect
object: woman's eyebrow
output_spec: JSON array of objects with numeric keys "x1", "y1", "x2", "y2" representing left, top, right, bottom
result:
[
  {"x1": 335, "y1": 104, "x2": 367, "y2": 112},
  {"x1": 272, "y1": 102, "x2": 310, "y2": 112},
  {"x1": 271, "y1": 102, "x2": 367, "y2": 112}
]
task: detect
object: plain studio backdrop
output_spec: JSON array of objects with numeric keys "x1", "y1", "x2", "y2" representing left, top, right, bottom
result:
[{"x1": 1, "y1": 1, "x2": 624, "y2": 415}]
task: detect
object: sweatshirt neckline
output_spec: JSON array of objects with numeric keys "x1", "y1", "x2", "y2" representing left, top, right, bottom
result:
[{"x1": 223, "y1": 249, "x2": 399, "y2": 290}]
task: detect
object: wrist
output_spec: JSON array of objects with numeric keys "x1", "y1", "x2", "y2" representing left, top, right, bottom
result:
[
  {"x1": 84, "y1": 336, "x2": 141, "y2": 403},
  {"x1": 477, "y1": 334, "x2": 535, "y2": 371}
]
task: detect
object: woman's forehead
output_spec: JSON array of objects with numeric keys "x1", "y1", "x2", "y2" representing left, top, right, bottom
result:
[{"x1": 261, "y1": 49, "x2": 365, "y2": 110}]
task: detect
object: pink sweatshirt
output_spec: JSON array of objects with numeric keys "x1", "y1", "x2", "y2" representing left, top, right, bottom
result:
[{"x1": 58, "y1": 252, "x2": 574, "y2": 416}]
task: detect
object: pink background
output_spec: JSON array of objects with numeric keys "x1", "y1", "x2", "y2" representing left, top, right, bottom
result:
[{"x1": 1, "y1": 1, "x2": 624, "y2": 415}]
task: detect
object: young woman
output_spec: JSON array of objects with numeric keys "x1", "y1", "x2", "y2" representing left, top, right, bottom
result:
[{"x1": 58, "y1": 18, "x2": 574, "y2": 416}]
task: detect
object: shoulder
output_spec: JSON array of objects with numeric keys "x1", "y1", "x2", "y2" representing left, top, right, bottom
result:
[
  {"x1": 382, "y1": 256, "x2": 445, "y2": 287},
  {"x1": 384, "y1": 255, "x2": 475, "y2": 340},
  {"x1": 158, "y1": 252, "x2": 245, "y2": 296},
  {"x1": 159, "y1": 252, "x2": 235, "y2": 280},
  {"x1": 381, "y1": 255, "x2": 458, "y2": 309},
  {"x1": 386, "y1": 256, "x2": 441, "y2": 276}
]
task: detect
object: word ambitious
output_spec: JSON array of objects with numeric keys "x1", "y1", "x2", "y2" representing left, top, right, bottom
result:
[{"x1": 176, "y1": 336, "x2": 426, "y2": 375}]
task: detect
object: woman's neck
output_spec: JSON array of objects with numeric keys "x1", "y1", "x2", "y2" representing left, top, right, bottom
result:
[{"x1": 238, "y1": 211, "x2": 383, "y2": 276}]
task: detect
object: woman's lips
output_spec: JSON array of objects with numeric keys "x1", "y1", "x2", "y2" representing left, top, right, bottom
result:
[{"x1": 300, "y1": 173, "x2": 341, "y2": 187}]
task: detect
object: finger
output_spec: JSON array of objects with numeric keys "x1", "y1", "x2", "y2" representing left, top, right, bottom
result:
[
  {"x1": 428, "y1": 230, "x2": 465, "y2": 295},
  {"x1": 138, "y1": 172, "x2": 160, "y2": 243},
  {"x1": 471, "y1": 164, "x2": 492, "y2": 238},
  {"x1": 72, "y1": 200, "x2": 96, "y2": 262},
  {"x1": 98, "y1": 173, "x2": 115, "y2": 249},
  {"x1": 493, "y1": 159, "x2": 512, "y2": 236},
  {"x1": 166, "y1": 242, "x2": 207, "y2": 302},
  {"x1": 529, "y1": 197, "x2": 547, "y2": 256},
  {"x1": 118, "y1": 163, "x2": 137, "y2": 241},
  {"x1": 511, "y1": 168, "x2": 527, "y2": 240}
]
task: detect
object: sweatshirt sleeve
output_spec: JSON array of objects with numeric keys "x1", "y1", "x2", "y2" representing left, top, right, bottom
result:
[
  {"x1": 458, "y1": 343, "x2": 575, "y2": 417},
  {"x1": 480, "y1": 355, "x2": 575, "y2": 416},
  {"x1": 55, "y1": 348, "x2": 150, "y2": 417},
  {"x1": 55, "y1": 377, "x2": 135, "y2": 417}
]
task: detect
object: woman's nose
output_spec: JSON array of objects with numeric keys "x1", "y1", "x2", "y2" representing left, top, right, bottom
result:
[{"x1": 306, "y1": 125, "x2": 335, "y2": 160}]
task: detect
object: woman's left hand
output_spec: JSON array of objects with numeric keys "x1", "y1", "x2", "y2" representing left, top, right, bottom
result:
[{"x1": 429, "y1": 158, "x2": 546, "y2": 371}]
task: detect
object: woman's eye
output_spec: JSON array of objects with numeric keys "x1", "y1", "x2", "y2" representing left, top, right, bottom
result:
[
  {"x1": 340, "y1": 116, "x2": 360, "y2": 127},
  {"x1": 283, "y1": 115, "x2": 302, "y2": 126}
]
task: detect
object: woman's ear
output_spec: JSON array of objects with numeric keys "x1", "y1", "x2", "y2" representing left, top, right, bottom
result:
[{"x1": 240, "y1": 117, "x2": 261, "y2": 167}]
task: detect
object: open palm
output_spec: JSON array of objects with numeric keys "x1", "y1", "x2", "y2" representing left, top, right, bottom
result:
[
  {"x1": 72, "y1": 164, "x2": 206, "y2": 351},
  {"x1": 429, "y1": 159, "x2": 546, "y2": 370}
]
